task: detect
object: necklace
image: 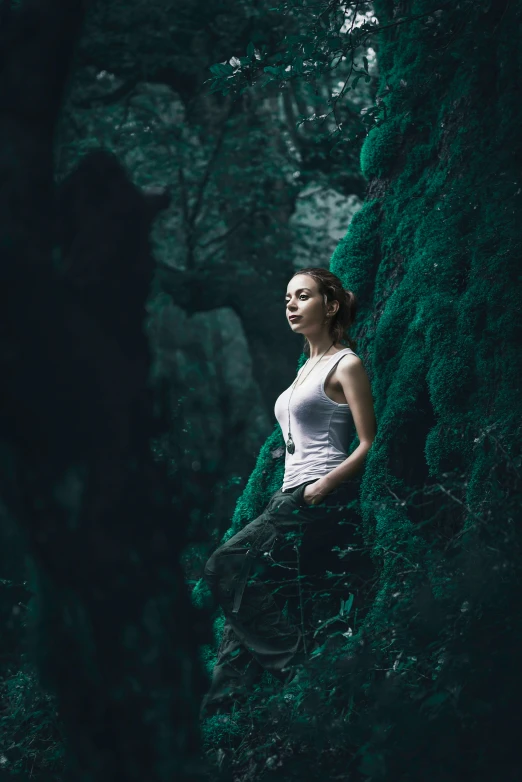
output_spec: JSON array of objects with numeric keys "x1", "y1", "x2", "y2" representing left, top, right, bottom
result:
[{"x1": 285, "y1": 341, "x2": 335, "y2": 455}]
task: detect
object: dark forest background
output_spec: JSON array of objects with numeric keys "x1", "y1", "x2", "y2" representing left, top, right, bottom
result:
[{"x1": 0, "y1": 0, "x2": 521, "y2": 780}]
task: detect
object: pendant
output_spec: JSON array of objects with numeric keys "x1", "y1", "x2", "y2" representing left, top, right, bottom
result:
[{"x1": 286, "y1": 435, "x2": 295, "y2": 455}]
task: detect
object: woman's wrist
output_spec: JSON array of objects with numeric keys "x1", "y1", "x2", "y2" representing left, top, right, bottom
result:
[{"x1": 317, "y1": 478, "x2": 335, "y2": 496}]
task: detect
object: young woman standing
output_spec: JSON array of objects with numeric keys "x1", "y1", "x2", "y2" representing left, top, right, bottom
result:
[{"x1": 201, "y1": 267, "x2": 376, "y2": 717}]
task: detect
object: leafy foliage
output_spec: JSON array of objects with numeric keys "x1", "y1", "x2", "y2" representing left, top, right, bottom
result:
[
  {"x1": 207, "y1": 0, "x2": 381, "y2": 185},
  {"x1": 58, "y1": 0, "x2": 371, "y2": 272},
  {"x1": 207, "y1": 2, "x2": 377, "y2": 119},
  {"x1": 0, "y1": 663, "x2": 64, "y2": 777}
]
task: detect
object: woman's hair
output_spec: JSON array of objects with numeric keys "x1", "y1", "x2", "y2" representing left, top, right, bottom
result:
[{"x1": 291, "y1": 267, "x2": 358, "y2": 356}]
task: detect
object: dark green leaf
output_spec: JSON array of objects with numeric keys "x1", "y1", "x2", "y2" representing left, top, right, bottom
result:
[
  {"x1": 341, "y1": 593, "x2": 354, "y2": 616},
  {"x1": 210, "y1": 62, "x2": 234, "y2": 76},
  {"x1": 421, "y1": 692, "x2": 449, "y2": 710},
  {"x1": 328, "y1": 36, "x2": 343, "y2": 49}
]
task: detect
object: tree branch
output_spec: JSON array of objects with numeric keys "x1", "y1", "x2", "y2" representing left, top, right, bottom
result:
[
  {"x1": 187, "y1": 101, "x2": 235, "y2": 229},
  {"x1": 197, "y1": 207, "x2": 265, "y2": 254}
]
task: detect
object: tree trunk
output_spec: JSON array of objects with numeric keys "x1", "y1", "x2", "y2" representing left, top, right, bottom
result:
[{"x1": 0, "y1": 4, "x2": 209, "y2": 780}]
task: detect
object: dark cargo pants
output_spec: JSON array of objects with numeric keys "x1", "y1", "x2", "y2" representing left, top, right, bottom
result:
[{"x1": 202, "y1": 478, "x2": 356, "y2": 708}]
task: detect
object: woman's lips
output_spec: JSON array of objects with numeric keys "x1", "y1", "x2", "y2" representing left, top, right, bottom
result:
[{"x1": 289, "y1": 315, "x2": 301, "y2": 322}]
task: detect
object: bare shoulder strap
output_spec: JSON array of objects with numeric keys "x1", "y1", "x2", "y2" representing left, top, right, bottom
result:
[{"x1": 320, "y1": 347, "x2": 356, "y2": 378}]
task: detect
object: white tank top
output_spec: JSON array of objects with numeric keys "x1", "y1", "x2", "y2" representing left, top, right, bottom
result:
[{"x1": 274, "y1": 348, "x2": 357, "y2": 491}]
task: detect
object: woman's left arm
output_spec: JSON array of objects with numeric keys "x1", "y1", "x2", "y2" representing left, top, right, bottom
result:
[{"x1": 309, "y1": 356, "x2": 377, "y2": 503}]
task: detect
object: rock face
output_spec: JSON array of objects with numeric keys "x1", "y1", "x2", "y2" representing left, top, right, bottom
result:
[{"x1": 148, "y1": 295, "x2": 272, "y2": 542}]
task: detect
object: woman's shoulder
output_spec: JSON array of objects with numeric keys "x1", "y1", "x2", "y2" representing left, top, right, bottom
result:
[
  {"x1": 334, "y1": 346, "x2": 360, "y2": 360},
  {"x1": 335, "y1": 350, "x2": 363, "y2": 370}
]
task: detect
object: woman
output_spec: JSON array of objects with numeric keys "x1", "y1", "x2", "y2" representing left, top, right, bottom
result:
[{"x1": 201, "y1": 267, "x2": 376, "y2": 718}]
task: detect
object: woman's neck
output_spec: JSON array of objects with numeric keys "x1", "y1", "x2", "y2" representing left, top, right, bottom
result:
[{"x1": 306, "y1": 339, "x2": 342, "y2": 359}]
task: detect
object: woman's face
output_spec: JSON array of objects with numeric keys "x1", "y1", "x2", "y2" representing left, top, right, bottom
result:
[{"x1": 285, "y1": 274, "x2": 326, "y2": 333}]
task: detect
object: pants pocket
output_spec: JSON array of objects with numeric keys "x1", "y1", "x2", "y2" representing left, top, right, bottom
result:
[
  {"x1": 296, "y1": 480, "x2": 347, "y2": 509},
  {"x1": 294, "y1": 479, "x2": 321, "y2": 508}
]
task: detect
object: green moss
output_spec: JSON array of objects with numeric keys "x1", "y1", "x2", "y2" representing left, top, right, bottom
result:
[
  {"x1": 330, "y1": 198, "x2": 382, "y2": 358},
  {"x1": 226, "y1": 424, "x2": 286, "y2": 542},
  {"x1": 360, "y1": 116, "x2": 402, "y2": 180},
  {"x1": 198, "y1": 611, "x2": 226, "y2": 675},
  {"x1": 0, "y1": 666, "x2": 64, "y2": 776},
  {"x1": 190, "y1": 577, "x2": 213, "y2": 610}
]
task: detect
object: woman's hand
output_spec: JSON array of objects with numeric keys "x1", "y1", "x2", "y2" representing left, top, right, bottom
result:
[{"x1": 302, "y1": 480, "x2": 330, "y2": 506}]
